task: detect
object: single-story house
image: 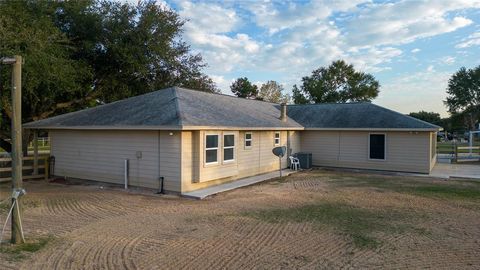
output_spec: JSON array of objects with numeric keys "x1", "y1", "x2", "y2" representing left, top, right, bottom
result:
[{"x1": 24, "y1": 87, "x2": 440, "y2": 194}]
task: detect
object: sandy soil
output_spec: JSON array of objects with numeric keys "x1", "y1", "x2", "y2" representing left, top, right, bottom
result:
[{"x1": 0, "y1": 170, "x2": 479, "y2": 269}]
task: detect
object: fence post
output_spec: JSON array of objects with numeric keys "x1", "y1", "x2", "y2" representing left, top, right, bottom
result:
[
  {"x1": 33, "y1": 131, "x2": 39, "y2": 175},
  {"x1": 454, "y1": 144, "x2": 458, "y2": 163}
]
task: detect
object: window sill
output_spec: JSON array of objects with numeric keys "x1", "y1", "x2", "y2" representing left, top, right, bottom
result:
[{"x1": 368, "y1": 158, "x2": 387, "y2": 162}]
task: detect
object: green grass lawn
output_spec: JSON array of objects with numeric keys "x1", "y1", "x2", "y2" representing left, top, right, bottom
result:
[
  {"x1": 247, "y1": 202, "x2": 414, "y2": 248},
  {"x1": 247, "y1": 172, "x2": 480, "y2": 250},
  {"x1": 0, "y1": 237, "x2": 53, "y2": 262}
]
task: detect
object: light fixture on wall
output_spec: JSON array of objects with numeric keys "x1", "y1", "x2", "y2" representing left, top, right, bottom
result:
[{"x1": 169, "y1": 132, "x2": 174, "y2": 136}]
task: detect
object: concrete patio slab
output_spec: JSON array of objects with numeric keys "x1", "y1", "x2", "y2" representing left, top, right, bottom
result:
[
  {"x1": 182, "y1": 169, "x2": 297, "y2": 199},
  {"x1": 430, "y1": 163, "x2": 480, "y2": 179}
]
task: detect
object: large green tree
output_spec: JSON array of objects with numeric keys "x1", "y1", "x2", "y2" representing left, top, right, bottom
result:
[
  {"x1": 258, "y1": 81, "x2": 291, "y2": 103},
  {"x1": 445, "y1": 65, "x2": 480, "y2": 130},
  {"x1": 408, "y1": 111, "x2": 443, "y2": 126},
  {"x1": 0, "y1": 0, "x2": 217, "y2": 152},
  {"x1": 230, "y1": 77, "x2": 258, "y2": 99},
  {"x1": 293, "y1": 60, "x2": 380, "y2": 104}
]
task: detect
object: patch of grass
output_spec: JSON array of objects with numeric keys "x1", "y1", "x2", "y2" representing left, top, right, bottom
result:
[
  {"x1": 246, "y1": 202, "x2": 413, "y2": 249},
  {"x1": 0, "y1": 199, "x2": 40, "y2": 215},
  {"x1": 330, "y1": 174, "x2": 480, "y2": 201},
  {"x1": 0, "y1": 236, "x2": 53, "y2": 261}
]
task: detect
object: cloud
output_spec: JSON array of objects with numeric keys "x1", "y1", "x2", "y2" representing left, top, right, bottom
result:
[
  {"x1": 344, "y1": 1, "x2": 475, "y2": 47},
  {"x1": 176, "y1": 0, "x2": 261, "y2": 73},
  {"x1": 210, "y1": 75, "x2": 233, "y2": 94},
  {"x1": 456, "y1": 31, "x2": 480, "y2": 48},
  {"x1": 440, "y1": 56, "x2": 456, "y2": 65},
  {"x1": 244, "y1": 1, "x2": 361, "y2": 35},
  {"x1": 177, "y1": 1, "x2": 239, "y2": 33},
  {"x1": 376, "y1": 70, "x2": 451, "y2": 117},
  {"x1": 170, "y1": 0, "x2": 480, "y2": 96}
]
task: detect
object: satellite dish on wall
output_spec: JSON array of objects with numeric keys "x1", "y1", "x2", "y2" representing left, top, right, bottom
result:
[
  {"x1": 272, "y1": 146, "x2": 287, "y2": 178},
  {"x1": 272, "y1": 146, "x2": 287, "y2": 157}
]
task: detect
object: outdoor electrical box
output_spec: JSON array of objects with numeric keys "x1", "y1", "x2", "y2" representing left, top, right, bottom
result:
[{"x1": 296, "y1": 152, "x2": 312, "y2": 169}]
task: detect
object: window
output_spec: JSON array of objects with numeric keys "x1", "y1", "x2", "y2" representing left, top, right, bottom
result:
[
  {"x1": 205, "y1": 134, "x2": 219, "y2": 164},
  {"x1": 369, "y1": 134, "x2": 386, "y2": 160},
  {"x1": 274, "y1": 132, "x2": 280, "y2": 146},
  {"x1": 245, "y1": 132, "x2": 252, "y2": 148},
  {"x1": 223, "y1": 134, "x2": 235, "y2": 162}
]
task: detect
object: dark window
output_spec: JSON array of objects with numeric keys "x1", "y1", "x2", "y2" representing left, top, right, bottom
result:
[
  {"x1": 224, "y1": 148, "x2": 234, "y2": 161},
  {"x1": 205, "y1": 135, "x2": 219, "y2": 163},
  {"x1": 206, "y1": 149, "x2": 218, "y2": 163},
  {"x1": 206, "y1": 135, "x2": 218, "y2": 148},
  {"x1": 369, "y1": 134, "x2": 385, "y2": 160},
  {"x1": 245, "y1": 133, "x2": 252, "y2": 148},
  {"x1": 224, "y1": 134, "x2": 235, "y2": 161},
  {"x1": 274, "y1": 132, "x2": 280, "y2": 145}
]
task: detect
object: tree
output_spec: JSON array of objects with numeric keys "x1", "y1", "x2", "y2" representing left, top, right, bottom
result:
[
  {"x1": 292, "y1": 85, "x2": 309, "y2": 104},
  {"x1": 445, "y1": 65, "x2": 480, "y2": 130},
  {"x1": 408, "y1": 111, "x2": 443, "y2": 126},
  {"x1": 230, "y1": 77, "x2": 258, "y2": 98},
  {"x1": 293, "y1": 60, "x2": 380, "y2": 104},
  {"x1": 258, "y1": 81, "x2": 291, "y2": 103},
  {"x1": 0, "y1": 0, "x2": 217, "y2": 152}
]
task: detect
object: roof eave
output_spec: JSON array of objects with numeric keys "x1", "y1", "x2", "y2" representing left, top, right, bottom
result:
[
  {"x1": 304, "y1": 127, "x2": 441, "y2": 132},
  {"x1": 23, "y1": 125, "x2": 305, "y2": 131}
]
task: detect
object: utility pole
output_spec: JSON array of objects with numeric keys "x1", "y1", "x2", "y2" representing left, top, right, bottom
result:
[{"x1": 1, "y1": 55, "x2": 24, "y2": 244}]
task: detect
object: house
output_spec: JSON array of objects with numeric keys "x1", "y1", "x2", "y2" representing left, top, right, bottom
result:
[{"x1": 24, "y1": 87, "x2": 440, "y2": 194}]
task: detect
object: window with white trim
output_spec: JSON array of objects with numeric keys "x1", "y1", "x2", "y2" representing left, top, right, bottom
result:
[
  {"x1": 274, "y1": 132, "x2": 280, "y2": 146},
  {"x1": 369, "y1": 134, "x2": 386, "y2": 160},
  {"x1": 245, "y1": 132, "x2": 252, "y2": 148},
  {"x1": 205, "y1": 134, "x2": 219, "y2": 164},
  {"x1": 223, "y1": 134, "x2": 235, "y2": 162}
]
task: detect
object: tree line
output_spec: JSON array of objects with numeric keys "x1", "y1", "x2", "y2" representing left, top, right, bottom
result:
[
  {"x1": 0, "y1": 0, "x2": 217, "y2": 152},
  {"x1": 229, "y1": 60, "x2": 380, "y2": 104}
]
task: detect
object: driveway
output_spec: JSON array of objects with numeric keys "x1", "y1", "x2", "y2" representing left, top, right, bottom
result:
[{"x1": 431, "y1": 162, "x2": 480, "y2": 179}]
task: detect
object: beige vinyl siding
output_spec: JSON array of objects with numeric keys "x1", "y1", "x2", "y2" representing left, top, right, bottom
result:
[
  {"x1": 181, "y1": 130, "x2": 298, "y2": 193},
  {"x1": 158, "y1": 131, "x2": 182, "y2": 192},
  {"x1": 50, "y1": 130, "x2": 181, "y2": 192},
  {"x1": 301, "y1": 131, "x2": 432, "y2": 173}
]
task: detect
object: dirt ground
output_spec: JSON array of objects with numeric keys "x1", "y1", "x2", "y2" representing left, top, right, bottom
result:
[{"x1": 1, "y1": 169, "x2": 480, "y2": 269}]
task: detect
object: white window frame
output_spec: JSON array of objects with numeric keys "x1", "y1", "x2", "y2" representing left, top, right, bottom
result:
[
  {"x1": 368, "y1": 133, "x2": 387, "y2": 161},
  {"x1": 244, "y1": 132, "x2": 253, "y2": 149},
  {"x1": 223, "y1": 133, "x2": 235, "y2": 163},
  {"x1": 205, "y1": 134, "x2": 219, "y2": 165},
  {"x1": 274, "y1": 132, "x2": 281, "y2": 146}
]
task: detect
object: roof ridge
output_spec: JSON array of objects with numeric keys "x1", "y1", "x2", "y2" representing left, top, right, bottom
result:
[
  {"x1": 172, "y1": 87, "x2": 184, "y2": 126},
  {"x1": 287, "y1": 102, "x2": 367, "y2": 106},
  {"x1": 174, "y1": 86, "x2": 282, "y2": 105}
]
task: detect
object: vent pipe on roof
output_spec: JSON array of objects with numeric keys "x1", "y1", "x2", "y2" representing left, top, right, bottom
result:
[{"x1": 280, "y1": 103, "x2": 287, "y2": 122}]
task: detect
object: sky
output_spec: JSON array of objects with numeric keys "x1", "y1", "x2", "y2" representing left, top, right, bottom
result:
[{"x1": 158, "y1": 0, "x2": 480, "y2": 117}]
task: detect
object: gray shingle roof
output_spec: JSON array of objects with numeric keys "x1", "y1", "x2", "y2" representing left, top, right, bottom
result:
[
  {"x1": 23, "y1": 87, "x2": 303, "y2": 129},
  {"x1": 24, "y1": 87, "x2": 440, "y2": 131},
  {"x1": 287, "y1": 102, "x2": 440, "y2": 130}
]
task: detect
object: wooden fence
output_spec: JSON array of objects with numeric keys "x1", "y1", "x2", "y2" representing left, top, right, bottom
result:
[
  {"x1": 454, "y1": 146, "x2": 480, "y2": 163},
  {"x1": 0, "y1": 155, "x2": 49, "y2": 183}
]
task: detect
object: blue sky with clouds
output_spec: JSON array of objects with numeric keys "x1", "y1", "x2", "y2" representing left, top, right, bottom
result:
[{"x1": 159, "y1": 0, "x2": 480, "y2": 117}]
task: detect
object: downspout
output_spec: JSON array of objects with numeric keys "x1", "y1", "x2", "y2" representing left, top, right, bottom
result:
[{"x1": 124, "y1": 159, "x2": 129, "y2": 189}]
